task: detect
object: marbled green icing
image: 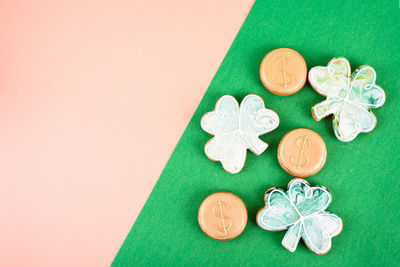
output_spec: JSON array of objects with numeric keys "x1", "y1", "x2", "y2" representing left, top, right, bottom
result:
[
  {"x1": 309, "y1": 57, "x2": 385, "y2": 142},
  {"x1": 201, "y1": 95, "x2": 279, "y2": 174},
  {"x1": 257, "y1": 179, "x2": 342, "y2": 255}
]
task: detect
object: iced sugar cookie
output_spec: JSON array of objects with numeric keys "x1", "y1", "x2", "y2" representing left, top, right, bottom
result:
[
  {"x1": 308, "y1": 57, "x2": 386, "y2": 142},
  {"x1": 260, "y1": 48, "x2": 307, "y2": 96},
  {"x1": 277, "y1": 128, "x2": 327, "y2": 177},
  {"x1": 201, "y1": 95, "x2": 279, "y2": 174},
  {"x1": 198, "y1": 191, "x2": 247, "y2": 241},
  {"x1": 257, "y1": 178, "x2": 343, "y2": 254}
]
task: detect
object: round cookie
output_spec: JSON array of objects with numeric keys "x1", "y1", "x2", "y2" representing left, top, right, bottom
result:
[
  {"x1": 260, "y1": 48, "x2": 307, "y2": 96},
  {"x1": 198, "y1": 191, "x2": 247, "y2": 241},
  {"x1": 277, "y1": 128, "x2": 327, "y2": 177}
]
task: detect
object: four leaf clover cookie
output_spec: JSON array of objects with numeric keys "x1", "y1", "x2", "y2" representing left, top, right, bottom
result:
[
  {"x1": 201, "y1": 95, "x2": 279, "y2": 174},
  {"x1": 309, "y1": 57, "x2": 386, "y2": 142},
  {"x1": 257, "y1": 178, "x2": 342, "y2": 254}
]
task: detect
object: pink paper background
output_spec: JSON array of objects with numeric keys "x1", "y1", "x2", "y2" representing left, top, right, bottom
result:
[{"x1": 0, "y1": 1, "x2": 253, "y2": 266}]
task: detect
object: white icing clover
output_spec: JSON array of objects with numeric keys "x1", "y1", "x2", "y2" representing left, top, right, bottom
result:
[
  {"x1": 201, "y1": 95, "x2": 279, "y2": 174},
  {"x1": 257, "y1": 178, "x2": 343, "y2": 255},
  {"x1": 308, "y1": 57, "x2": 386, "y2": 142}
]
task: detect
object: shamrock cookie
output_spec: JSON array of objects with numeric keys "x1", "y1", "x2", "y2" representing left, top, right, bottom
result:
[
  {"x1": 308, "y1": 57, "x2": 386, "y2": 142},
  {"x1": 201, "y1": 95, "x2": 279, "y2": 174},
  {"x1": 257, "y1": 178, "x2": 342, "y2": 255}
]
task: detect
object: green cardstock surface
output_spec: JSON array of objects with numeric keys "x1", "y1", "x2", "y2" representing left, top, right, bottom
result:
[{"x1": 113, "y1": 0, "x2": 400, "y2": 265}]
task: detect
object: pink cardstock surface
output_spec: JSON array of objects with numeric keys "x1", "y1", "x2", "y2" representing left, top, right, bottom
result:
[{"x1": 0, "y1": 1, "x2": 253, "y2": 266}]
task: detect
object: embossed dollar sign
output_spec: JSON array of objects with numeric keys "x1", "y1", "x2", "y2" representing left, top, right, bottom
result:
[
  {"x1": 212, "y1": 200, "x2": 232, "y2": 235},
  {"x1": 274, "y1": 54, "x2": 293, "y2": 88},
  {"x1": 290, "y1": 135, "x2": 311, "y2": 169}
]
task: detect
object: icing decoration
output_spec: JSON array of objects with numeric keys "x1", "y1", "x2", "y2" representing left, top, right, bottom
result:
[
  {"x1": 201, "y1": 95, "x2": 279, "y2": 174},
  {"x1": 257, "y1": 178, "x2": 342, "y2": 254},
  {"x1": 308, "y1": 57, "x2": 385, "y2": 142}
]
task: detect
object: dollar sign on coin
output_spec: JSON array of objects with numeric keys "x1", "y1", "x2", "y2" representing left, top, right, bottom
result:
[
  {"x1": 277, "y1": 128, "x2": 327, "y2": 177},
  {"x1": 212, "y1": 200, "x2": 232, "y2": 235},
  {"x1": 290, "y1": 135, "x2": 311, "y2": 169},
  {"x1": 274, "y1": 55, "x2": 293, "y2": 88},
  {"x1": 198, "y1": 191, "x2": 247, "y2": 241},
  {"x1": 260, "y1": 48, "x2": 307, "y2": 95}
]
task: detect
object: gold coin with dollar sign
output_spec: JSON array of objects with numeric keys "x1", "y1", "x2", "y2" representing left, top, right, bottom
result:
[
  {"x1": 277, "y1": 128, "x2": 327, "y2": 177},
  {"x1": 198, "y1": 191, "x2": 247, "y2": 241},
  {"x1": 260, "y1": 48, "x2": 307, "y2": 96}
]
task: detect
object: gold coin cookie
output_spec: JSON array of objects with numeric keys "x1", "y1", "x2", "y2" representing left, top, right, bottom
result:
[
  {"x1": 277, "y1": 128, "x2": 327, "y2": 177},
  {"x1": 198, "y1": 191, "x2": 247, "y2": 241},
  {"x1": 260, "y1": 48, "x2": 307, "y2": 96}
]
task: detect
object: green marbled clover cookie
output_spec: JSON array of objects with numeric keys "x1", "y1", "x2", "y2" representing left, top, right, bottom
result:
[
  {"x1": 308, "y1": 57, "x2": 386, "y2": 142},
  {"x1": 257, "y1": 178, "x2": 342, "y2": 255},
  {"x1": 201, "y1": 95, "x2": 279, "y2": 174}
]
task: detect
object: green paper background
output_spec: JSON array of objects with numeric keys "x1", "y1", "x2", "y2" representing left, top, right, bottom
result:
[{"x1": 113, "y1": 0, "x2": 400, "y2": 265}]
